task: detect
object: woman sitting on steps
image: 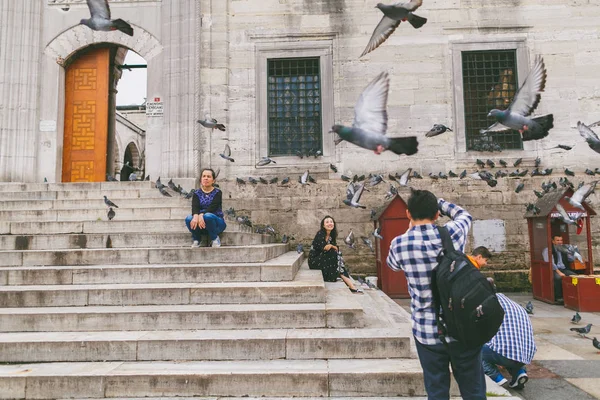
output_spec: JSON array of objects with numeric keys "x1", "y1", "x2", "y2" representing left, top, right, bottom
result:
[{"x1": 308, "y1": 215, "x2": 362, "y2": 293}]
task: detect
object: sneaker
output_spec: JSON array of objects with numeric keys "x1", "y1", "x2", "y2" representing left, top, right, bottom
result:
[
  {"x1": 191, "y1": 240, "x2": 200, "y2": 248},
  {"x1": 509, "y1": 369, "x2": 528, "y2": 389},
  {"x1": 211, "y1": 236, "x2": 221, "y2": 248},
  {"x1": 493, "y1": 374, "x2": 508, "y2": 386}
]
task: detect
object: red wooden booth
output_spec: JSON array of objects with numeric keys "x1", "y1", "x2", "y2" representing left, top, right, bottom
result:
[
  {"x1": 525, "y1": 187, "x2": 597, "y2": 310},
  {"x1": 373, "y1": 194, "x2": 410, "y2": 298}
]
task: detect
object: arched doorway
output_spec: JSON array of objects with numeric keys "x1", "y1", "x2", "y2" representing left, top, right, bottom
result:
[{"x1": 44, "y1": 25, "x2": 161, "y2": 183}]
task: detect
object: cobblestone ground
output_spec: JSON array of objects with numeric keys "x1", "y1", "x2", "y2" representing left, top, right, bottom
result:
[{"x1": 395, "y1": 293, "x2": 600, "y2": 400}]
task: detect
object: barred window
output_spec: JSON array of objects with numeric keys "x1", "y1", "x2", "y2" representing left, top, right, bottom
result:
[
  {"x1": 462, "y1": 50, "x2": 522, "y2": 151},
  {"x1": 267, "y1": 57, "x2": 322, "y2": 157}
]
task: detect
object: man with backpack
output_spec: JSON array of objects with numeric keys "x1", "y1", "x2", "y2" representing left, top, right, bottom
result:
[{"x1": 386, "y1": 189, "x2": 487, "y2": 400}]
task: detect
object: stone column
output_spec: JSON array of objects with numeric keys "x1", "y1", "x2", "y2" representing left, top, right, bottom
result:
[
  {"x1": 159, "y1": 0, "x2": 201, "y2": 178},
  {"x1": 0, "y1": 0, "x2": 43, "y2": 182}
]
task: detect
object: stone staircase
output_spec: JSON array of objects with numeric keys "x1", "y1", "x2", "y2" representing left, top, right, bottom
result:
[{"x1": 0, "y1": 182, "x2": 511, "y2": 399}]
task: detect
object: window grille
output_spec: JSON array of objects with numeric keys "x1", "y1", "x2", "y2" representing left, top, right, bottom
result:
[
  {"x1": 462, "y1": 50, "x2": 522, "y2": 151},
  {"x1": 267, "y1": 57, "x2": 322, "y2": 157}
]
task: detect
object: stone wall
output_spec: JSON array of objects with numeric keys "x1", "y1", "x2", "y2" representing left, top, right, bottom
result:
[{"x1": 215, "y1": 167, "x2": 600, "y2": 291}]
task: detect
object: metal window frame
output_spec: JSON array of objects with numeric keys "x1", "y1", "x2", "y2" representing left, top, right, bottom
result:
[
  {"x1": 255, "y1": 39, "x2": 335, "y2": 167},
  {"x1": 266, "y1": 57, "x2": 323, "y2": 157},
  {"x1": 451, "y1": 39, "x2": 538, "y2": 158},
  {"x1": 462, "y1": 49, "x2": 522, "y2": 151}
]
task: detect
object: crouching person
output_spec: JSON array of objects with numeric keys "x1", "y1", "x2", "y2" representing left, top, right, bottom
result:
[{"x1": 483, "y1": 293, "x2": 536, "y2": 390}]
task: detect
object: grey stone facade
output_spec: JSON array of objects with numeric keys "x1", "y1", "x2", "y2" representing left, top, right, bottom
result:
[{"x1": 1, "y1": 0, "x2": 600, "y2": 277}]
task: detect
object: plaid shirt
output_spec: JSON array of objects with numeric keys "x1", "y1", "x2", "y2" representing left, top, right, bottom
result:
[
  {"x1": 487, "y1": 293, "x2": 536, "y2": 364},
  {"x1": 386, "y1": 199, "x2": 472, "y2": 345}
]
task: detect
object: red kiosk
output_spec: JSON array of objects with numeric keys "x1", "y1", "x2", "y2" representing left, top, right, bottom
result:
[
  {"x1": 525, "y1": 187, "x2": 599, "y2": 311},
  {"x1": 373, "y1": 194, "x2": 410, "y2": 298}
]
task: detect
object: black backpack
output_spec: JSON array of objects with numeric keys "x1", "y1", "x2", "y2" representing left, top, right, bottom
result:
[{"x1": 432, "y1": 226, "x2": 505, "y2": 349}]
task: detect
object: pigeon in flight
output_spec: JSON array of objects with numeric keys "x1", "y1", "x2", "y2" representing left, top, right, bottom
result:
[
  {"x1": 555, "y1": 203, "x2": 583, "y2": 226},
  {"x1": 198, "y1": 115, "x2": 226, "y2": 132},
  {"x1": 219, "y1": 143, "x2": 235, "y2": 162},
  {"x1": 80, "y1": 0, "x2": 134, "y2": 36},
  {"x1": 360, "y1": 0, "x2": 427, "y2": 58},
  {"x1": 331, "y1": 72, "x2": 418, "y2": 156},
  {"x1": 570, "y1": 323, "x2": 593, "y2": 337},
  {"x1": 361, "y1": 236, "x2": 375, "y2": 252},
  {"x1": 481, "y1": 56, "x2": 553, "y2": 141},
  {"x1": 373, "y1": 227, "x2": 383, "y2": 240},
  {"x1": 577, "y1": 121, "x2": 600, "y2": 154},
  {"x1": 299, "y1": 170, "x2": 310, "y2": 186},
  {"x1": 571, "y1": 312, "x2": 581, "y2": 324},
  {"x1": 344, "y1": 183, "x2": 366, "y2": 208},
  {"x1": 426, "y1": 124, "x2": 452, "y2": 137},
  {"x1": 103, "y1": 195, "x2": 118, "y2": 208},
  {"x1": 256, "y1": 157, "x2": 276, "y2": 166},
  {"x1": 107, "y1": 207, "x2": 115, "y2": 221},
  {"x1": 565, "y1": 180, "x2": 597, "y2": 210},
  {"x1": 396, "y1": 168, "x2": 412, "y2": 186},
  {"x1": 345, "y1": 229, "x2": 356, "y2": 249}
]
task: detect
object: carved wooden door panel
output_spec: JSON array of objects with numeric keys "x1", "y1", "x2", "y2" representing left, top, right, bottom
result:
[{"x1": 62, "y1": 48, "x2": 109, "y2": 182}]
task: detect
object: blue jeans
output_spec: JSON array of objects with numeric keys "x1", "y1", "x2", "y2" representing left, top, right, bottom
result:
[
  {"x1": 414, "y1": 337, "x2": 486, "y2": 400},
  {"x1": 482, "y1": 344, "x2": 525, "y2": 382},
  {"x1": 185, "y1": 213, "x2": 226, "y2": 241}
]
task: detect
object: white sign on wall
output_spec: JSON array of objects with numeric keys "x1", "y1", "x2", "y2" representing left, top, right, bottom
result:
[
  {"x1": 39, "y1": 120, "x2": 57, "y2": 132},
  {"x1": 473, "y1": 219, "x2": 506, "y2": 253},
  {"x1": 146, "y1": 97, "x2": 164, "y2": 117}
]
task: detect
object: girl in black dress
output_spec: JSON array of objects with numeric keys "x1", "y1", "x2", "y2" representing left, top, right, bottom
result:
[{"x1": 308, "y1": 215, "x2": 362, "y2": 293}]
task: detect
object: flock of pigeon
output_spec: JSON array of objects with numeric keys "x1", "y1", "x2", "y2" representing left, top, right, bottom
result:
[{"x1": 523, "y1": 303, "x2": 600, "y2": 354}]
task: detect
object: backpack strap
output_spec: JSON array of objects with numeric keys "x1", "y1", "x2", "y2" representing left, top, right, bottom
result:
[
  {"x1": 432, "y1": 225, "x2": 454, "y2": 346},
  {"x1": 437, "y1": 225, "x2": 456, "y2": 252}
]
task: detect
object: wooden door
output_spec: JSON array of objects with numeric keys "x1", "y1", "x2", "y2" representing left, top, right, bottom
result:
[{"x1": 62, "y1": 48, "x2": 110, "y2": 182}]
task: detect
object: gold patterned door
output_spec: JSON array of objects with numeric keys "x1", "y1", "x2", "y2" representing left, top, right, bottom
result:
[{"x1": 62, "y1": 48, "x2": 109, "y2": 182}]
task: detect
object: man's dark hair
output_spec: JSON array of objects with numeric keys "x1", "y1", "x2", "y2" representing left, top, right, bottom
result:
[
  {"x1": 551, "y1": 233, "x2": 562, "y2": 240},
  {"x1": 319, "y1": 215, "x2": 338, "y2": 241},
  {"x1": 472, "y1": 246, "x2": 492, "y2": 259},
  {"x1": 200, "y1": 168, "x2": 216, "y2": 179},
  {"x1": 407, "y1": 189, "x2": 438, "y2": 220}
]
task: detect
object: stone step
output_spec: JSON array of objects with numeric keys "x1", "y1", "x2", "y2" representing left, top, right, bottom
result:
[
  {"x1": 0, "y1": 299, "x2": 363, "y2": 332},
  {"x1": 0, "y1": 231, "x2": 272, "y2": 251},
  {"x1": 0, "y1": 207, "x2": 191, "y2": 222},
  {"x1": 0, "y1": 188, "x2": 180, "y2": 201},
  {"x1": 0, "y1": 328, "x2": 410, "y2": 362},
  {"x1": 0, "y1": 181, "x2": 155, "y2": 193},
  {"x1": 0, "y1": 197, "x2": 190, "y2": 211},
  {"x1": 0, "y1": 243, "x2": 289, "y2": 267},
  {"x1": 0, "y1": 270, "x2": 324, "y2": 307},
  {"x1": 0, "y1": 359, "x2": 426, "y2": 399},
  {"x1": 5, "y1": 218, "x2": 250, "y2": 235},
  {"x1": 49, "y1": 398, "x2": 520, "y2": 400},
  {"x1": 0, "y1": 251, "x2": 304, "y2": 285}
]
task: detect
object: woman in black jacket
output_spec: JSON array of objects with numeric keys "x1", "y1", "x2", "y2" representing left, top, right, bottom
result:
[{"x1": 308, "y1": 215, "x2": 362, "y2": 293}]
